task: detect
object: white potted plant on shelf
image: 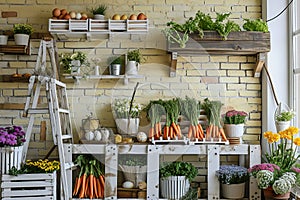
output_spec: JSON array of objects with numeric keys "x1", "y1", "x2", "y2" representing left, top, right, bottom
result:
[
  {"x1": 159, "y1": 161, "x2": 198, "y2": 199},
  {"x1": 222, "y1": 109, "x2": 248, "y2": 139},
  {"x1": 108, "y1": 56, "x2": 122, "y2": 75},
  {"x1": 90, "y1": 4, "x2": 107, "y2": 20},
  {"x1": 112, "y1": 98, "x2": 142, "y2": 135},
  {"x1": 216, "y1": 165, "x2": 249, "y2": 199},
  {"x1": 13, "y1": 23, "x2": 33, "y2": 46},
  {"x1": 274, "y1": 103, "x2": 295, "y2": 132},
  {"x1": 126, "y1": 49, "x2": 144, "y2": 75},
  {"x1": 59, "y1": 51, "x2": 89, "y2": 75}
]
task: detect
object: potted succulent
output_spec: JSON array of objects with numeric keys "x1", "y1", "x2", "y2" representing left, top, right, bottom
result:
[
  {"x1": 159, "y1": 161, "x2": 198, "y2": 199},
  {"x1": 274, "y1": 103, "x2": 295, "y2": 132},
  {"x1": 90, "y1": 4, "x2": 107, "y2": 20},
  {"x1": 126, "y1": 49, "x2": 144, "y2": 75},
  {"x1": 112, "y1": 98, "x2": 142, "y2": 135},
  {"x1": 119, "y1": 155, "x2": 147, "y2": 188},
  {"x1": 59, "y1": 51, "x2": 89, "y2": 74},
  {"x1": 216, "y1": 165, "x2": 249, "y2": 199},
  {"x1": 222, "y1": 110, "x2": 248, "y2": 138},
  {"x1": 13, "y1": 23, "x2": 33, "y2": 46},
  {"x1": 108, "y1": 56, "x2": 122, "y2": 75}
]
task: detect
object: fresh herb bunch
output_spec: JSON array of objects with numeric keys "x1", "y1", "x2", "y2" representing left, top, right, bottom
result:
[
  {"x1": 216, "y1": 165, "x2": 249, "y2": 184},
  {"x1": 223, "y1": 110, "x2": 248, "y2": 124},
  {"x1": 90, "y1": 4, "x2": 107, "y2": 15},
  {"x1": 243, "y1": 19, "x2": 269, "y2": 32},
  {"x1": 0, "y1": 126, "x2": 26, "y2": 147},
  {"x1": 127, "y1": 49, "x2": 144, "y2": 63},
  {"x1": 108, "y1": 56, "x2": 122, "y2": 65},
  {"x1": 13, "y1": 24, "x2": 33, "y2": 35},
  {"x1": 159, "y1": 161, "x2": 198, "y2": 182},
  {"x1": 275, "y1": 110, "x2": 295, "y2": 122},
  {"x1": 213, "y1": 12, "x2": 241, "y2": 40}
]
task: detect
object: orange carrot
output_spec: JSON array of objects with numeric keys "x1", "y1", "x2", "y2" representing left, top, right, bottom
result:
[
  {"x1": 198, "y1": 124, "x2": 204, "y2": 138},
  {"x1": 73, "y1": 177, "x2": 79, "y2": 196},
  {"x1": 191, "y1": 125, "x2": 197, "y2": 139},
  {"x1": 171, "y1": 122, "x2": 179, "y2": 135},
  {"x1": 177, "y1": 124, "x2": 182, "y2": 139},
  {"x1": 89, "y1": 175, "x2": 94, "y2": 199},
  {"x1": 164, "y1": 126, "x2": 169, "y2": 140},
  {"x1": 99, "y1": 174, "x2": 105, "y2": 189},
  {"x1": 206, "y1": 125, "x2": 211, "y2": 140},
  {"x1": 78, "y1": 173, "x2": 87, "y2": 198},
  {"x1": 149, "y1": 127, "x2": 154, "y2": 138},
  {"x1": 158, "y1": 122, "x2": 162, "y2": 135},
  {"x1": 93, "y1": 176, "x2": 98, "y2": 198},
  {"x1": 169, "y1": 126, "x2": 174, "y2": 139},
  {"x1": 96, "y1": 178, "x2": 102, "y2": 198},
  {"x1": 85, "y1": 176, "x2": 89, "y2": 198},
  {"x1": 219, "y1": 128, "x2": 227, "y2": 141}
]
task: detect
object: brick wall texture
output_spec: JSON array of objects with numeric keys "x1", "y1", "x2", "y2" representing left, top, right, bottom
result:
[{"x1": 0, "y1": 0, "x2": 262, "y2": 197}]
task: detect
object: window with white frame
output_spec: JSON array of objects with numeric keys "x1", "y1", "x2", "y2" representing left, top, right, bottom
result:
[{"x1": 291, "y1": 0, "x2": 300, "y2": 127}]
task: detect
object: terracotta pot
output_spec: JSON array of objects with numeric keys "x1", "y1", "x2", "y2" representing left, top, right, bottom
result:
[{"x1": 263, "y1": 186, "x2": 290, "y2": 200}]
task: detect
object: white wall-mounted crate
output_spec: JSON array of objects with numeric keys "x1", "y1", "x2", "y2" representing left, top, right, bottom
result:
[
  {"x1": 109, "y1": 20, "x2": 127, "y2": 31},
  {"x1": 127, "y1": 20, "x2": 148, "y2": 32},
  {"x1": 49, "y1": 19, "x2": 88, "y2": 32},
  {"x1": 89, "y1": 19, "x2": 109, "y2": 32},
  {"x1": 1, "y1": 171, "x2": 57, "y2": 200},
  {"x1": 0, "y1": 146, "x2": 23, "y2": 174}
]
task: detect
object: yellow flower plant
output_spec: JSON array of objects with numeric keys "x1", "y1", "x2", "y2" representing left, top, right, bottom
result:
[
  {"x1": 25, "y1": 159, "x2": 60, "y2": 173},
  {"x1": 264, "y1": 126, "x2": 300, "y2": 171}
]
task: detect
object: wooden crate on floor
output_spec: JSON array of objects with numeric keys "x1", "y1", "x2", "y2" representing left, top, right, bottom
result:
[
  {"x1": 117, "y1": 188, "x2": 146, "y2": 199},
  {"x1": 1, "y1": 171, "x2": 57, "y2": 200}
]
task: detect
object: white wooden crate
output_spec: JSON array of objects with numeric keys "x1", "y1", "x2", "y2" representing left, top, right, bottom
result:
[
  {"x1": 0, "y1": 146, "x2": 23, "y2": 174},
  {"x1": 69, "y1": 19, "x2": 88, "y2": 31},
  {"x1": 49, "y1": 19, "x2": 88, "y2": 32},
  {"x1": 109, "y1": 20, "x2": 127, "y2": 31},
  {"x1": 127, "y1": 20, "x2": 148, "y2": 32},
  {"x1": 89, "y1": 19, "x2": 109, "y2": 32},
  {"x1": 48, "y1": 19, "x2": 69, "y2": 32},
  {"x1": 1, "y1": 172, "x2": 57, "y2": 200}
]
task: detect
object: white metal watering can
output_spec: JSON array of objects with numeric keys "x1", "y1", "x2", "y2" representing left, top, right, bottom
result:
[{"x1": 125, "y1": 61, "x2": 139, "y2": 75}]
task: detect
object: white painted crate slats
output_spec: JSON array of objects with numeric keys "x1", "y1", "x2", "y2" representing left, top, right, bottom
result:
[
  {"x1": 109, "y1": 20, "x2": 127, "y2": 31},
  {"x1": 1, "y1": 172, "x2": 57, "y2": 200},
  {"x1": 48, "y1": 19, "x2": 69, "y2": 32},
  {"x1": 127, "y1": 20, "x2": 148, "y2": 32},
  {"x1": 89, "y1": 19, "x2": 109, "y2": 32},
  {"x1": 69, "y1": 20, "x2": 88, "y2": 31},
  {"x1": 0, "y1": 146, "x2": 23, "y2": 174}
]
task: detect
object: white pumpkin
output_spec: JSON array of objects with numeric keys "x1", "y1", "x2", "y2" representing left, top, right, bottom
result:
[
  {"x1": 137, "y1": 132, "x2": 147, "y2": 142},
  {"x1": 85, "y1": 131, "x2": 94, "y2": 141}
]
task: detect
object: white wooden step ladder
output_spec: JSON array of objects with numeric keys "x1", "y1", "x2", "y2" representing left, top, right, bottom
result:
[{"x1": 22, "y1": 39, "x2": 73, "y2": 200}]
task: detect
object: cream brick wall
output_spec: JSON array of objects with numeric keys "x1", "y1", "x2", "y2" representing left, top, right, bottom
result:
[{"x1": 0, "y1": 0, "x2": 262, "y2": 197}]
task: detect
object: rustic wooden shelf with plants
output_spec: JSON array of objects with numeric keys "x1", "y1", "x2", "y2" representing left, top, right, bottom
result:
[{"x1": 164, "y1": 12, "x2": 270, "y2": 77}]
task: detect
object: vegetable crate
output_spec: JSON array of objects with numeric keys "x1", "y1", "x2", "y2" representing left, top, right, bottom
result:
[
  {"x1": 48, "y1": 19, "x2": 89, "y2": 32},
  {"x1": 89, "y1": 19, "x2": 109, "y2": 32},
  {"x1": 1, "y1": 171, "x2": 57, "y2": 200},
  {"x1": 0, "y1": 146, "x2": 23, "y2": 174}
]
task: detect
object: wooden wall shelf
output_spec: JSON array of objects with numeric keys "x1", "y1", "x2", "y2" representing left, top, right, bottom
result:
[
  {"x1": 167, "y1": 31, "x2": 270, "y2": 77},
  {"x1": 0, "y1": 43, "x2": 31, "y2": 55}
]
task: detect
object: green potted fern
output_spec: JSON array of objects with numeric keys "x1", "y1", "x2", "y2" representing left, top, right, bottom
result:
[{"x1": 13, "y1": 24, "x2": 33, "y2": 46}]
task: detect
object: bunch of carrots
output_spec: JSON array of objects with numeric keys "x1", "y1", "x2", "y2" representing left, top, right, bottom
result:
[
  {"x1": 179, "y1": 96, "x2": 204, "y2": 141},
  {"x1": 162, "y1": 99, "x2": 182, "y2": 140},
  {"x1": 146, "y1": 99, "x2": 165, "y2": 139},
  {"x1": 202, "y1": 98, "x2": 227, "y2": 141},
  {"x1": 73, "y1": 155, "x2": 105, "y2": 199}
]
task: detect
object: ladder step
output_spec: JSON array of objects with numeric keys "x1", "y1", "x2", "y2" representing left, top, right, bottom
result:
[
  {"x1": 61, "y1": 135, "x2": 73, "y2": 140},
  {"x1": 58, "y1": 108, "x2": 70, "y2": 114},
  {"x1": 53, "y1": 79, "x2": 66, "y2": 88},
  {"x1": 27, "y1": 108, "x2": 49, "y2": 114},
  {"x1": 65, "y1": 162, "x2": 77, "y2": 170}
]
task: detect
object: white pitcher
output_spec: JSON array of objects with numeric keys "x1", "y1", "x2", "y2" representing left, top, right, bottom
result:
[{"x1": 126, "y1": 61, "x2": 139, "y2": 75}]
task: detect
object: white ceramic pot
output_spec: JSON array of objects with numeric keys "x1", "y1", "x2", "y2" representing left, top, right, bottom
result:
[
  {"x1": 0, "y1": 35, "x2": 8, "y2": 45},
  {"x1": 224, "y1": 124, "x2": 244, "y2": 138},
  {"x1": 14, "y1": 34, "x2": 29, "y2": 45},
  {"x1": 275, "y1": 121, "x2": 290, "y2": 132},
  {"x1": 221, "y1": 182, "x2": 245, "y2": 199},
  {"x1": 115, "y1": 118, "x2": 139, "y2": 135},
  {"x1": 94, "y1": 14, "x2": 105, "y2": 20},
  {"x1": 160, "y1": 176, "x2": 190, "y2": 199},
  {"x1": 126, "y1": 61, "x2": 139, "y2": 75}
]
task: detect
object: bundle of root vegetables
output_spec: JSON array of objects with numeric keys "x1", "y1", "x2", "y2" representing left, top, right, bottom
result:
[
  {"x1": 146, "y1": 97, "x2": 227, "y2": 141},
  {"x1": 73, "y1": 155, "x2": 105, "y2": 199}
]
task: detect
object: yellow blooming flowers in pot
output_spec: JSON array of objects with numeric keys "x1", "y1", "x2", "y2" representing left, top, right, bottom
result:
[
  {"x1": 9, "y1": 159, "x2": 60, "y2": 175},
  {"x1": 249, "y1": 126, "x2": 300, "y2": 199}
]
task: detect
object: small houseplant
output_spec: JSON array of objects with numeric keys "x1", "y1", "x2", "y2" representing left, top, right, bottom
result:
[
  {"x1": 159, "y1": 161, "x2": 198, "y2": 199},
  {"x1": 90, "y1": 4, "x2": 107, "y2": 19},
  {"x1": 59, "y1": 51, "x2": 89, "y2": 74},
  {"x1": 0, "y1": 126, "x2": 26, "y2": 173},
  {"x1": 274, "y1": 103, "x2": 296, "y2": 132},
  {"x1": 249, "y1": 127, "x2": 300, "y2": 199},
  {"x1": 112, "y1": 98, "x2": 142, "y2": 135},
  {"x1": 108, "y1": 56, "x2": 122, "y2": 75},
  {"x1": 126, "y1": 49, "x2": 143, "y2": 75},
  {"x1": 222, "y1": 110, "x2": 248, "y2": 139},
  {"x1": 216, "y1": 165, "x2": 249, "y2": 199},
  {"x1": 13, "y1": 23, "x2": 33, "y2": 45}
]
